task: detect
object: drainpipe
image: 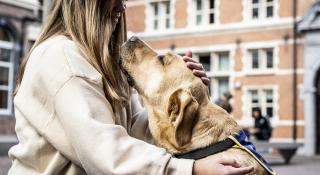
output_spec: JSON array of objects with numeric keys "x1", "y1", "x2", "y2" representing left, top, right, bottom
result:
[{"x1": 292, "y1": 0, "x2": 298, "y2": 142}]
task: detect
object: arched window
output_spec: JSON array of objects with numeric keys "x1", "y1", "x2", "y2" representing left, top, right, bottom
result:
[{"x1": 0, "y1": 27, "x2": 15, "y2": 115}]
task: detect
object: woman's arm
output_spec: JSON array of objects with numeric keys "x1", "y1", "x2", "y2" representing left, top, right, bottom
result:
[
  {"x1": 129, "y1": 91, "x2": 154, "y2": 143},
  {"x1": 54, "y1": 76, "x2": 194, "y2": 175}
]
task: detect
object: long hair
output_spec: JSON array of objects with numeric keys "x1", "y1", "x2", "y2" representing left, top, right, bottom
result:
[{"x1": 15, "y1": 0, "x2": 130, "y2": 122}]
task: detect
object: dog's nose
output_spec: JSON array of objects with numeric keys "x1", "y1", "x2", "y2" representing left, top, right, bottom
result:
[{"x1": 129, "y1": 36, "x2": 138, "y2": 42}]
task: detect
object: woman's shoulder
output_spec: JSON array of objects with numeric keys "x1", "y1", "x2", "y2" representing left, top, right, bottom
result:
[{"x1": 31, "y1": 35, "x2": 102, "y2": 83}]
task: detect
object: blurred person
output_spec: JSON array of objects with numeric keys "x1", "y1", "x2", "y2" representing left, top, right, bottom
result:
[
  {"x1": 215, "y1": 91, "x2": 233, "y2": 114},
  {"x1": 7, "y1": 0, "x2": 253, "y2": 175},
  {"x1": 250, "y1": 108, "x2": 273, "y2": 141}
]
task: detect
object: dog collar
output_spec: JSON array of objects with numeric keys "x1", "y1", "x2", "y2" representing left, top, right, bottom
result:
[{"x1": 173, "y1": 137, "x2": 235, "y2": 160}]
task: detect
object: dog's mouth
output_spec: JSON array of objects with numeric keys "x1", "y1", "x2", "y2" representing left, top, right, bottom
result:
[{"x1": 119, "y1": 58, "x2": 135, "y2": 87}]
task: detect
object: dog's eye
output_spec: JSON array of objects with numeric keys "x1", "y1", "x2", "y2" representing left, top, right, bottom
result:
[{"x1": 158, "y1": 55, "x2": 165, "y2": 65}]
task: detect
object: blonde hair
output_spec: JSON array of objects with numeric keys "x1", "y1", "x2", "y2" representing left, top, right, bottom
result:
[{"x1": 15, "y1": 0, "x2": 130, "y2": 122}]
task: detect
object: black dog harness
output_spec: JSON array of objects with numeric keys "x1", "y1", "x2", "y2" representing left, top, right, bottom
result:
[
  {"x1": 174, "y1": 138, "x2": 235, "y2": 160},
  {"x1": 174, "y1": 130, "x2": 277, "y2": 175}
]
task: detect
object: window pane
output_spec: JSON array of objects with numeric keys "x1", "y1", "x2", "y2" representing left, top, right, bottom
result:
[
  {"x1": 0, "y1": 48, "x2": 11, "y2": 62},
  {"x1": 209, "y1": 13, "x2": 215, "y2": 24},
  {"x1": 210, "y1": 0, "x2": 215, "y2": 9},
  {"x1": 218, "y1": 78, "x2": 229, "y2": 98},
  {"x1": 250, "y1": 90, "x2": 259, "y2": 103},
  {"x1": 196, "y1": 15, "x2": 202, "y2": 25},
  {"x1": 154, "y1": 20, "x2": 158, "y2": 30},
  {"x1": 0, "y1": 67, "x2": 9, "y2": 86},
  {"x1": 266, "y1": 49, "x2": 273, "y2": 68},
  {"x1": 252, "y1": 8, "x2": 259, "y2": 19},
  {"x1": 251, "y1": 50, "x2": 259, "y2": 69},
  {"x1": 153, "y1": 3, "x2": 159, "y2": 15},
  {"x1": 252, "y1": 0, "x2": 259, "y2": 4},
  {"x1": 267, "y1": 6, "x2": 273, "y2": 17},
  {"x1": 0, "y1": 28, "x2": 11, "y2": 42},
  {"x1": 165, "y1": 1, "x2": 170, "y2": 14},
  {"x1": 196, "y1": 0, "x2": 202, "y2": 10},
  {"x1": 218, "y1": 52, "x2": 229, "y2": 71},
  {"x1": 265, "y1": 90, "x2": 273, "y2": 103},
  {"x1": 166, "y1": 18, "x2": 170, "y2": 28},
  {"x1": 199, "y1": 54, "x2": 211, "y2": 71},
  {"x1": 0, "y1": 90, "x2": 8, "y2": 109},
  {"x1": 266, "y1": 107, "x2": 273, "y2": 117}
]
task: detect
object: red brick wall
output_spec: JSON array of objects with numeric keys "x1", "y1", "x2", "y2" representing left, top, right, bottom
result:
[
  {"x1": 279, "y1": 0, "x2": 315, "y2": 17},
  {"x1": 219, "y1": 0, "x2": 243, "y2": 24},
  {"x1": 126, "y1": 4, "x2": 146, "y2": 32},
  {"x1": 175, "y1": 0, "x2": 188, "y2": 28}
]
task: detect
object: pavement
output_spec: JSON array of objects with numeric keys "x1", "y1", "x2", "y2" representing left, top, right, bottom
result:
[
  {"x1": 0, "y1": 156, "x2": 11, "y2": 175},
  {"x1": 1, "y1": 155, "x2": 320, "y2": 175}
]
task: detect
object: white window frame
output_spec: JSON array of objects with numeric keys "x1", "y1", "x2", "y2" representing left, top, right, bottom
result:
[
  {"x1": 242, "y1": 42, "x2": 279, "y2": 75},
  {"x1": 187, "y1": 0, "x2": 220, "y2": 28},
  {"x1": 242, "y1": 0, "x2": 279, "y2": 22},
  {"x1": 145, "y1": 0, "x2": 174, "y2": 32},
  {"x1": 163, "y1": 44, "x2": 235, "y2": 102},
  {"x1": 240, "y1": 85, "x2": 279, "y2": 127},
  {"x1": 248, "y1": 48, "x2": 274, "y2": 70},
  {"x1": 0, "y1": 40, "x2": 14, "y2": 115},
  {"x1": 193, "y1": 51, "x2": 231, "y2": 101},
  {"x1": 247, "y1": 89, "x2": 274, "y2": 117}
]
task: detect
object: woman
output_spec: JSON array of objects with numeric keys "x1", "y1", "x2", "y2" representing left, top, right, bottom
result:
[{"x1": 8, "y1": 0, "x2": 253, "y2": 174}]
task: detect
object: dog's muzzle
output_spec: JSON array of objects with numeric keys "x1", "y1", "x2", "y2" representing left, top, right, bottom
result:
[{"x1": 119, "y1": 58, "x2": 135, "y2": 87}]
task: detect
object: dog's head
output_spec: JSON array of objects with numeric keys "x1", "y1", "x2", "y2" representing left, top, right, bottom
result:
[{"x1": 121, "y1": 36, "x2": 209, "y2": 150}]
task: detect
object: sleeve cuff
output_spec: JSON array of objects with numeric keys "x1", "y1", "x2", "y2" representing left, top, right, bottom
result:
[{"x1": 167, "y1": 157, "x2": 195, "y2": 175}]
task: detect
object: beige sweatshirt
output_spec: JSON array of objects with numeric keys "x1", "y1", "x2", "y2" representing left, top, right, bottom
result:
[{"x1": 8, "y1": 36, "x2": 194, "y2": 175}]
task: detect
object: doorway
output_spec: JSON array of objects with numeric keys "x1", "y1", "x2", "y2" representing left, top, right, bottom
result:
[{"x1": 316, "y1": 70, "x2": 320, "y2": 154}]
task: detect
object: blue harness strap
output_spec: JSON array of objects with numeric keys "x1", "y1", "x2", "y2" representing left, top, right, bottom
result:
[{"x1": 229, "y1": 130, "x2": 277, "y2": 175}]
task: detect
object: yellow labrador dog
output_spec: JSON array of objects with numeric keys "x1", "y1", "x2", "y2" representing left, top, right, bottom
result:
[{"x1": 120, "y1": 36, "x2": 276, "y2": 175}]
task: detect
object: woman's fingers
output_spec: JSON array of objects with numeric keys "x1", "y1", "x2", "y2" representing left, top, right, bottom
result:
[
  {"x1": 218, "y1": 158, "x2": 253, "y2": 175},
  {"x1": 226, "y1": 166, "x2": 254, "y2": 175},
  {"x1": 182, "y1": 52, "x2": 210, "y2": 86},
  {"x1": 186, "y1": 62, "x2": 204, "y2": 70},
  {"x1": 185, "y1": 50, "x2": 193, "y2": 58},
  {"x1": 192, "y1": 70, "x2": 210, "y2": 86},
  {"x1": 193, "y1": 70, "x2": 207, "y2": 77},
  {"x1": 201, "y1": 77, "x2": 210, "y2": 86},
  {"x1": 219, "y1": 158, "x2": 240, "y2": 167},
  {"x1": 183, "y1": 56, "x2": 197, "y2": 63}
]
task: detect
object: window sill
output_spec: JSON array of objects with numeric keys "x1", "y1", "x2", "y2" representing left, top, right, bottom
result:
[
  {"x1": 207, "y1": 71, "x2": 230, "y2": 77},
  {"x1": 136, "y1": 18, "x2": 294, "y2": 39},
  {"x1": 244, "y1": 70, "x2": 276, "y2": 76},
  {"x1": 0, "y1": 110, "x2": 13, "y2": 117}
]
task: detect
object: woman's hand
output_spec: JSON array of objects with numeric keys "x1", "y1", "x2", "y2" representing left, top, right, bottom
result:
[
  {"x1": 184, "y1": 51, "x2": 210, "y2": 86},
  {"x1": 193, "y1": 155, "x2": 254, "y2": 175}
]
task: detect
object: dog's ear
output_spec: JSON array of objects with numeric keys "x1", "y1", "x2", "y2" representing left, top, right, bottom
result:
[{"x1": 167, "y1": 88, "x2": 199, "y2": 147}]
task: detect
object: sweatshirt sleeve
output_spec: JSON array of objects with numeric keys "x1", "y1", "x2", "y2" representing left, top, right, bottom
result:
[
  {"x1": 128, "y1": 92, "x2": 155, "y2": 144},
  {"x1": 54, "y1": 76, "x2": 194, "y2": 175}
]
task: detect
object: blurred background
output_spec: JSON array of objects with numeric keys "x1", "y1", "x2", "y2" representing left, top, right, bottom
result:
[{"x1": 1, "y1": 0, "x2": 320, "y2": 174}]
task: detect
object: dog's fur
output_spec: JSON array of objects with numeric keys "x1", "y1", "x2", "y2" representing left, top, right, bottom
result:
[{"x1": 120, "y1": 36, "x2": 268, "y2": 175}]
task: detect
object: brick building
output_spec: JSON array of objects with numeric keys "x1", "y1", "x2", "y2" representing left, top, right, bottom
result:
[
  {"x1": 0, "y1": 0, "x2": 42, "y2": 136},
  {"x1": 126, "y1": 0, "x2": 319, "y2": 155}
]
